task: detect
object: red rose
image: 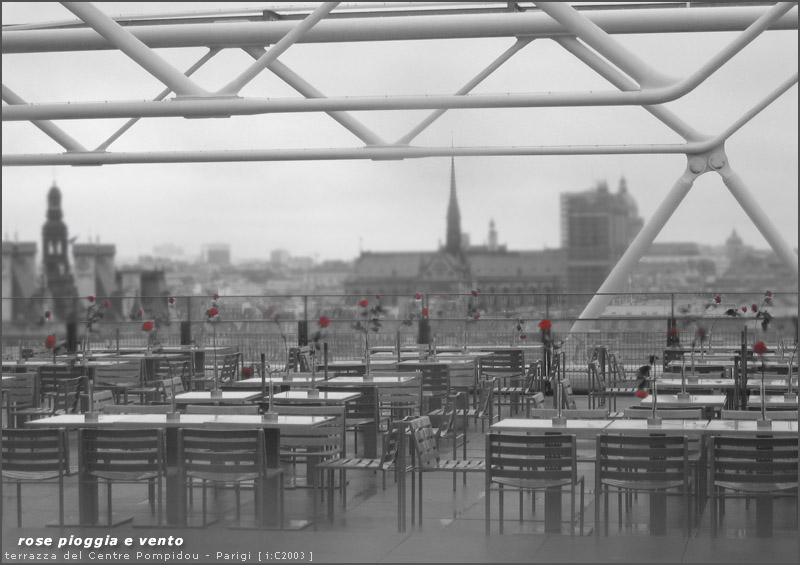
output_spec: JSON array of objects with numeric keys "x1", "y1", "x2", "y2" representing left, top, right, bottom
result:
[
  {"x1": 213, "y1": 293, "x2": 220, "y2": 300},
  {"x1": 375, "y1": 293, "x2": 381, "y2": 299},
  {"x1": 714, "y1": 295, "x2": 721, "y2": 304},
  {"x1": 421, "y1": 307, "x2": 429, "y2": 317},
  {"x1": 103, "y1": 300, "x2": 110, "y2": 307},
  {"x1": 668, "y1": 327, "x2": 679, "y2": 338},
  {"x1": 414, "y1": 293, "x2": 421, "y2": 300},
  {"x1": 169, "y1": 296, "x2": 175, "y2": 304},
  {"x1": 697, "y1": 327, "x2": 708, "y2": 338},
  {"x1": 44, "y1": 334, "x2": 56, "y2": 349},
  {"x1": 141, "y1": 320, "x2": 154, "y2": 332},
  {"x1": 520, "y1": 334, "x2": 527, "y2": 340},
  {"x1": 44, "y1": 310, "x2": 51, "y2": 319},
  {"x1": 205, "y1": 307, "x2": 219, "y2": 319},
  {"x1": 318, "y1": 315, "x2": 330, "y2": 328},
  {"x1": 753, "y1": 341, "x2": 768, "y2": 355},
  {"x1": 137, "y1": 309, "x2": 143, "y2": 317},
  {"x1": 764, "y1": 290, "x2": 772, "y2": 297},
  {"x1": 358, "y1": 299, "x2": 368, "y2": 308},
  {"x1": 538, "y1": 319, "x2": 552, "y2": 331},
  {"x1": 741, "y1": 305, "x2": 747, "y2": 313},
  {"x1": 471, "y1": 290, "x2": 478, "y2": 297},
  {"x1": 242, "y1": 366, "x2": 253, "y2": 378},
  {"x1": 634, "y1": 389, "x2": 648, "y2": 399},
  {"x1": 751, "y1": 304, "x2": 757, "y2": 313},
  {"x1": 474, "y1": 312, "x2": 480, "y2": 320},
  {"x1": 87, "y1": 295, "x2": 95, "y2": 302}
]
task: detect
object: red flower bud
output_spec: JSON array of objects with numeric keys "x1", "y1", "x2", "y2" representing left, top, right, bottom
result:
[
  {"x1": 44, "y1": 334, "x2": 57, "y2": 349},
  {"x1": 169, "y1": 296, "x2": 175, "y2": 304},
  {"x1": 358, "y1": 299, "x2": 368, "y2": 308},
  {"x1": 414, "y1": 293, "x2": 421, "y2": 300},
  {"x1": 242, "y1": 366, "x2": 253, "y2": 378},
  {"x1": 751, "y1": 304, "x2": 757, "y2": 313},
  {"x1": 87, "y1": 295, "x2": 95, "y2": 302},
  {"x1": 137, "y1": 309, "x2": 143, "y2": 317},
  {"x1": 741, "y1": 305, "x2": 747, "y2": 313},
  {"x1": 375, "y1": 293, "x2": 381, "y2": 300},
  {"x1": 520, "y1": 334, "x2": 527, "y2": 340},
  {"x1": 714, "y1": 295, "x2": 721, "y2": 304},
  {"x1": 471, "y1": 290, "x2": 478, "y2": 297},
  {"x1": 764, "y1": 290, "x2": 772, "y2": 297},
  {"x1": 213, "y1": 293, "x2": 220, "y2": 300},
  {"x1": 421, "y1": 307, "x2": 429, "y2": 317},
  {"x1": 44, "y1": 310, "x2": 51, "y2": 319},
  {"x1": 753, "y1": 341, "x2": 768, "y2": 355},
  {"x1": 668, "y1": 327, "x2": 679, "y2": 338},
  {"x1": 205, "y1": 307, "x2": 219, "y2": 319},
  {"x1": 538, "y1": 319, "x2": 552, "y2": 331},
  {"x1": 318, "y1": 315, "x2": 330, "y2": 328},
  {"x1": 474, "y1": 313, "x2": 480, "y2": 320},
  {"x1": 141, "y1": 320, "x2": 154, "y2": 332},
  {"x1": 635, "y1": 389, "x2": 648, "y2": 399}
]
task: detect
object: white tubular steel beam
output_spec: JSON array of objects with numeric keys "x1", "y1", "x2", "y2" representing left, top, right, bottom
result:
[
  {"x1": 95, "y1": 48, "x2": 221, "y2": 151},
  {"x1": 4, "y1": 6, "x2": 796, "y2": 53},
  {"x1": 218, "y1": 2, "x2": 339, "y2": 96},
  {"x1": 1, "y1": 85, "x2": 86, "y2": 152},
  {"x1": 60, "y1": 2, "x2": 208, "y2": 97},
  {"x1": 555, "y1": 37, "x2": 707, "y2": 143},
  {"x1": 716, "y1": 160, "x2": 799, "y2": 277},
  {"x1": 534, "y1": 1, "x2": 673, "y2": 87},
  {"x1": 571, "y1": 158, "x2": 704, "y2": 330},
  {"x1": 1, "y1": 141, "x2": 720, "y2": 167},
  {"x1": 395, "y1": 37, "x2": 534, "y2": 145},
  {"x1": 245, "y1": 48, "x2": 386, "y2": 146}
]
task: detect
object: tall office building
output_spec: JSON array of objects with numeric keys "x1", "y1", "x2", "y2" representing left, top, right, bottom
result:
[{"x1": 561, "y1": 178, "x2": 643, "y2": 294}]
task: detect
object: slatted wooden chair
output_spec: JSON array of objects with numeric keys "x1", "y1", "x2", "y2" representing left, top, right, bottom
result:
[
  {"x1": 155, "y1": 356, "x2": 192, "y2": 392},
  {"x1": 2, "y1": 428, "x2": 70, "y2": 527},
  {"x1": 314, "y1": 418, "x2": 411, "y2": 522},
  {"x1": 152, "y1": 376, "x2": 186, "y2": 404},
  {"x1": 3, "y1": 373, "x2": 39, "y2": 428},
  {"x1": 378, "y1": 380, "x2": 422, "y2": 433},
  {"x1": 415, "y1": 363, "x2": 451, "y2": 415},
  {"x1": 12, "y1": 376, "x2": 84, "y2": 422},
  {"x1": 93, "y1": 361, "x2": 147, "y2": 405},
  {"x1": 407, "y1": 416, "x2": 485, "y2": 526},
  {"x1": 461, "y1": 378, "x2": 497, "y2": 432},
  {"x1": 178, "y1": 428, "x2": 283, "y2": 528},
  {"x1": 79, "y1": 428, "x2": 167, "y2": 527},
  {"x1": 485, "y1": 432, "x2": 584, "y2": 535},
  {"x1": 342, "y1": 388, "x2": 378, "y2": 456},
  {"x1": 595, "y1": 434, "x2": 693, "y2": 536},
  {"x1": 218, "y1": 353, "x2": 241, "y2": 385},
  {"x1": 479, "y1": 350, "x2": 525, "y2": 417},
  {"x1": 557, "y1": 378, "x2": 578, "y2": 410},
  {"x1": 709, "y1": 435, "x2": 798, "y2": 538}
]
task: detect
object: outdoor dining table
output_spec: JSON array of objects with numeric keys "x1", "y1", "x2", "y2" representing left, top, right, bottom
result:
[
  {"x1": 271, "y1": 390, "x2": 362, "y2": 405},
  {"x1": 224, "y1": 374, "x2": 316, "y2": 389},
  {"x1": 746, "y1": 394, "x2": 799, "y2": 410},
  {"x1": 173, "y1": 390, "x2": 263, "y2": 405},
  {"x1": 26, "y1": 412, "x2": 332, "y2": 529},
  {"x1": 637, "y1": 393, "x2": 727, "y2": 417}
]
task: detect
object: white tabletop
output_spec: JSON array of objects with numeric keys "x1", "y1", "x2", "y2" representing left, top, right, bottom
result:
[
  {"x1": 25, "y1": 413, "x2": 332, "y2": 428},
  {"x1": 705, "y1": 419, "x2": 798, "y2": 435},
  {"x1": 272, "y1": 390, "x2": 361, "y2": 403},
  {"x1": 490, "y1": 418, "x2": 613, "y2": 439},
  {"x1": 605, "y1": 418, "x2": 710, "y2": 437},
  {"x1": 638, "y1": 394, "x2": 726, "y2": 408},
  {"x1": 175, "y1": 391, "x2": 262, "y2": 404},
  {"x1": 747, "y1": 394, "x2": 798, "y2": 408},
  {"x1": 320, "y1": 374, "x2": 419, "y2": 387}
]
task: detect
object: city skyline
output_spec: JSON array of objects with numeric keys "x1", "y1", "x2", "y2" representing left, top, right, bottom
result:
[{"x1": 2, "y1": 2, "x2": 797, "y2": 265}]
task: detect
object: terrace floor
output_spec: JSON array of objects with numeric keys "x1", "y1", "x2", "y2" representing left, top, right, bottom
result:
[{"x1": 3, "y1": 394, "x2": 798, "y2": 564}]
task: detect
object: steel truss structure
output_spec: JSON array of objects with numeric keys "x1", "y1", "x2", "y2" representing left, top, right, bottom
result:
[{"x1": 2, "y1": 2, "x2": 798, "y2": 325}]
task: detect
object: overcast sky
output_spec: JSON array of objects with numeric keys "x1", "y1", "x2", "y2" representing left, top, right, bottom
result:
[{"x1": 2, "y1": 2, "x2": 797, "y2": 264}]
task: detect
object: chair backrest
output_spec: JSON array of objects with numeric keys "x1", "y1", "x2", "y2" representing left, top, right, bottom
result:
[
  {"x1": 623, "y1": 408, "x2": 704, "y2": 420},
  {"x1": 93, "y1": 361, "x2": 141, "y2": 390},
  {"x1": 3, "y1": 373, "x2": 38, "y2": 410},
  {"x1": 408, "y1": 416, "x2": 440, "y2": 470},
  {"x1": 379, "y1": 418, "x2": 407, "y2": 469},
  {"x1": 92, "y1": 389, "x2": 115, "y2": 409},
  {"x1": 179, "y1": 428, "x2": 264, "y2": 482},
  {"x1": 589, "y1": 359, "x2": 606, "y2": 393},
  {"x1": 479, "y1": 349, "x2": 525, "y2": 380},
  {"x1": 529, "y1": 408, "x2": 610, "y2": 419},
  {"x1": 343, "y1": 388, "x2": 377, "y2": 423},
  {"x1": 219, "y1": 353, "x2": 240, "y2": 384},
  {"x1": 80, "y1": 428, "x2": 165, "y2": 480},
  {"x1": 710, "y1": 436, "x2": 798, "y2": 489},
  {"x1": 486, "y1": 432, "x2": 577, "y2": 484},
  {"x1": 720, "y1": 409, "x2": 798, "y2": 421},
  {"x1": 101, "y1": 404, "x2": 172, "y2": 414},
  {"x1": 49, "y1": 377, "x2": 85, "y2": 415},
  {"x1": 418, "y1": 363, "x2": 450, "y2": 399},
  {"x1": 155, "y1": 376, "x2": 186, "y2": 401},
  {"x1": 39, "y1": 364, "x2": 88, "y2": 400},
  {"x1": 528, "y1": 392, "x2": 546, "y2": 410},
  {"x1": 558, "y1": 378, "x2": 578, "y2": 410},
  {"x1": 476, "y1": 379, "x2": 495, "y2": 419},
  {"x1": 185, "y1": 404, "x2": 260, "y2": 415},
  {"x1": 597, "y1": 434, "x2": 690, "y2": 485},
  {"x1": 378, "y1": 384, "x2": 422, "y2": 422},
  {"x1": 608, "y1": 351, "x2": 629, "y2": 384},
  {"x1": 155, "y1": 357, "x2": 191, "y2": 390},
  {"x1": 2, "y1": 428, "x2": 70, "y2": 477},
  {"x1": 274, "y1": 405, "x2": 346, "y2": 460}
]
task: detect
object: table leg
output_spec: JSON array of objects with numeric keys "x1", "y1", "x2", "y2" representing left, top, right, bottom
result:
[
  {"x1": 650, "y1": 491, "x2": 667, "y2": 535},
  {"x1": 165, "y1": 428, "x2": 181, "y2": 525},
  {"x1": 544, "y1": 487, "x2": 562, "y2": 533},
  {"x1": 755, "y1": 495, "x2": 773, "y2": 537}
]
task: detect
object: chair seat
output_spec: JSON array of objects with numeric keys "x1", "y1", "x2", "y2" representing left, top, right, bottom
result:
[
  {"x1": 186, "y1": 470, "x2": 270, "y2": 483},
  {"x1": 430, "y1": 459, "x2": 485, "y2": 472},
  {"x1": 317, "y1": 457, "x2": 388, "y2": 471},
  {"x1": 89, "y1": 470, "x2": 163, "y2": 482},
  {"x1": 2, "y1": 470, "x2": 63, "y2": 481},
  {"x1": 491, "y1": 476, "x2": 573, "y2": 490},
  {"x1": 715, "y1": 480, "x2": 797, "y2": 493},
  {"x1": 602, "y1": 478, "x2": 687, "y2": 491}
]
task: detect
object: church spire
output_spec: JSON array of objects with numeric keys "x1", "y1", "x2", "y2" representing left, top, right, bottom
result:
[{"x1": 445, "y1": 157, "x2": 462, "y2": 255}]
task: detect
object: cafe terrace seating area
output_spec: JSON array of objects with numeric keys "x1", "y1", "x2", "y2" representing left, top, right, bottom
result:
[{"x1": 2, "y1": 305, "x2": 798, "y2": 563}]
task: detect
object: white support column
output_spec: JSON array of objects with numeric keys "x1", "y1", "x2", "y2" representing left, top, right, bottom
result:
[
  {"x1": 61, "y1": 2, "x2": 208, "y2": 97},
  {"x1": 571, "y1": 158, "x2": 704, "y2": 333},
  {"x1": 534, "y1": 1, "x2": 674, "y2": 87},
  {"x1": 1, "y1": 85, "x2": 86, "y2": 152},
  {"x1": 244, "y1": 49, "x2": 386, "y2": 146},
  {"x1": 395, "y1": 37, "x2": 534, "y2": 145},
  {"x1": 219, "y1": 2, "x2": 339, "y2": 96},
  {"x1": 715, "y1": 158, "x2": 799, "y2": 278}
]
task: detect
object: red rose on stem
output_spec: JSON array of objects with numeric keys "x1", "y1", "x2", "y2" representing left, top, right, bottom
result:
[
  {"x1": 213, "y1": 293, "x2": 220, "y2": 300},
  {"x1": 44, "y1": 334, "x2": 57, "y2": 349},
  {"x1": 764, "y1": 290, "x2": 772, "y2": 297},
  {"x1": 358, "y1": 299, "x2": 368, "y2": 308},
  {"x1": 169, "y1": 296, "x2": 175, "y2": 304},
  {"x1": 414, "y1": 293, "x2": 421, "y2": 300},
  {"x1": 471, "y1": 290, "x2": 478, "y2": 297},
  {"x1": 520, "y1": 334, "x2": 527, "y2": 340},
  {"x1": 751, "y1": 304, "x2": 757, "y2": 313},
  {"x1": 474, "y1": 312, "x2": 480, "y2": 320},
  {"x1": 375, "y1": 294, "x2": 381, "y2": 299},
  {"x1": 137, "y1": 309, "x2": 143, "y2": 318},
  {"x1": 714, "y1": 295, "x2": 721, "y2": 304},
  {"x1": 87, "y1": 295, "x2": 95, "y2": 302},
  {"x1": 205, "y1": 307, "x2": 219, "y2": 319},
  {"x1": 318, "y1": 315, "x2": 330, "y2": 328},
  {"x1": 242, "y1": 366, "x2": 253, "y2": 378},
  {"x1": 103, "y1": 300, "x2": 110, "y2": 308},
  {"x1": 44, "y1": 310, "x2": 51, "y2": 319},
  {"x1": 753, "y1": 341, "x2": 768, "y2": 355},
  {"x1": 538, "y1": 319, "x2": 552, "y2": 331},
  {"x1": 421, "y1": 307, "x2": 429, "y2": 317},
  {"x1": 697, "y1": 327, "x2": 708, "y2": 339},
  {"x1": 141, "y1": 320, "x2": 154, "y2": 332},
  {"x1": 635, "y1": 389, "x2": 648, "y2": 399},
  {"x1": 741, "y1": 305, "x2": 747, "y2": 313},
  {"x1": 668, "y1": 327, "x2": 679, "y2": 338}
]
